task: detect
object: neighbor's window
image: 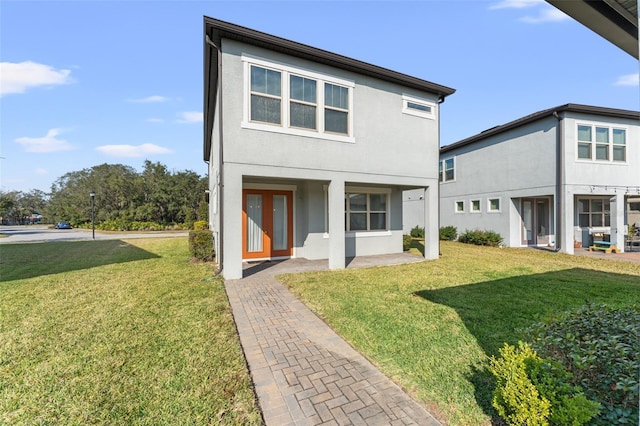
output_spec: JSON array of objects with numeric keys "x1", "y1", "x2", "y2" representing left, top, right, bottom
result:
[
  {"x1": 471, "y1": 199, "x2": 481, "y2": 212},
  {"x1": 576, "y1": 197, "x2": 610, "y2": 227},
  {"x1": 439, "y1": 157, "x2": 455, "y2": 183},
  {"x1": 613, "y1": 128, "x2": 626, "y2": 161},
  {"x1": 488, "y1": 198, "x2": 500, "y2": 212},
  {"x1": 345, "y1": 192, "x2": 388, "y2": 231},
  {"x1": 629, "y1": 202, "x2": 640, "y2": 212},
  {"x1": 577, "y1": 124, "x2": 626, "y2": 162},
  {"x1": 402, "y1": 95, "x2": 435, "y2": 119},
  {"x1": 455, "y1": 201, "x2": 464, "y2": 213},
  {"x1": 250, "y1": 65, "x2": 282, "y2": 124}
]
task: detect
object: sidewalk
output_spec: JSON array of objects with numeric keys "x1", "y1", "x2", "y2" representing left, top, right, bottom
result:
[{"x1": 225, "y1": 254, "x2": 440, "y2": 426}]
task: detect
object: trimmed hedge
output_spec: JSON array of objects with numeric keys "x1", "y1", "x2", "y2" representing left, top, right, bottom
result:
[
  {"x1": 410, "y1": 226, "x2": 425, "y2": 239},
  {"x1": 402, "y1": 234, "x2": 412, "y2": 252},
  {"x1": 188, "y1": 230, "x2": 215, "y2": 262},
  {"x1": 458, "y1": 229, "x2": 503, "y2": 247},
  {"x1": 439, "y1": 226, "x2": 457, "y2": 241}
]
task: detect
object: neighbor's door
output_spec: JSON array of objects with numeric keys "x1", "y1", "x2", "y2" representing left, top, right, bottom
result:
[
  {"x1": 242, "y1": 189, "x2": 293, "y2": 260},
  {"x1": 521, "y1": 198, "x2": 550, "y2": 246}
]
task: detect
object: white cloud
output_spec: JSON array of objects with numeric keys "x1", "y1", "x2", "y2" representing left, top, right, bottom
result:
[
  {"x1": 127, "y1": 95, "x2": 168, "y2": 103},
  {"x1": 177, "y1": 111, "x2": 203, "y2": 123},
  {"x1": 0, "y1": 61, "x2": 73, "y2": 96},
  {"x1": 146, "y1": 118, "x2": 164, "y2": 123},
  {"x1": 15, "y1": 129, "x2": 74, "y2": 153},
  {"x1": 34, "y1": 168, "x2": 48, "y2": 175},
  {"x1": 95, "y1": 143, "x2": 173, "y2": 157},
  {"x1": 614, "y1": 73, "x2": 640, "y2": 87},
  {"x1": 489, "y1": 0, "x2": 543, "y2": 10},
  {"x1": 519, "y1": 8, "x2": 570, "y2": 23}
]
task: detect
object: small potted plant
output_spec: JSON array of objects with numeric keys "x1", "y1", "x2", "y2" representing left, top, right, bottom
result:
[{"x1": 574, "y1": 239, "x2": 582, "y2": 249}]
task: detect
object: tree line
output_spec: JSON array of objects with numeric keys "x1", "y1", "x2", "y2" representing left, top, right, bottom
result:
[{"x1": 0, "y1": 161, "x2": 208, "y2": 228}]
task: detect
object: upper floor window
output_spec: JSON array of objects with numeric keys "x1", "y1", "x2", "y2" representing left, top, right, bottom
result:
[
  {"x1": 439, "y1": 157, "x2": 455, "y2": 182},
  {"x1": 250, "y1": 66, "x2": 282, "y2": 124},
  {"x1": 402, "y1": 95, "x2": 436, "y2": 119},
  {"x1": 243, "y1": 56, "x2": 354, "y2": 142},
  {"x1": 577, "y1": 124, "x2": 626, "y2": 162}
]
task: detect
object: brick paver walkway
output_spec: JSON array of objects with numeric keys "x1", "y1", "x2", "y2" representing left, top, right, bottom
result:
[{"x1": 225, "y1": 256, "x2": 441, "y2": 426}]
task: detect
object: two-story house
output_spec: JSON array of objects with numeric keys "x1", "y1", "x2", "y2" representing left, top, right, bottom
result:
[
  {"x1": 204, "y1": 17, "x2": 455, "y2": 279},
  {"x1": 435, "y1": 104, "x2": 639, "y2": 254}
]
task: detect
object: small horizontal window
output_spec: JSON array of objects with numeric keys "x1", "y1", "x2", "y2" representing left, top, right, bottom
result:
[
  {"x1": 402, "y1": 95, "x2": 435, "y2": 119},
  {"x1": 471, "y1": 199, "x2": 481, "y2": 212},
  {"x1": 455, "y1": 201, "x2": 464, "y2": 213},
  {"x1": 488, "y1": 198, "x2": 500, "y2": 212}
]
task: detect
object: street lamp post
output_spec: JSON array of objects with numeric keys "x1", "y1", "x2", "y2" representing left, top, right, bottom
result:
[{"x1": 90, "y1": 191, "x2": 95, "y2": 240}]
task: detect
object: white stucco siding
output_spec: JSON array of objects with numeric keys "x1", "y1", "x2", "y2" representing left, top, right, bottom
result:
[{"x1": 219, "y1": 39, "x2": 440, "y2": 179}]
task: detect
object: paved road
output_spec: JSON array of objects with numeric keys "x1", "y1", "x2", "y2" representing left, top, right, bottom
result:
[{"x1": 0, "y1": 225, "x2": 188, "y2": 244}]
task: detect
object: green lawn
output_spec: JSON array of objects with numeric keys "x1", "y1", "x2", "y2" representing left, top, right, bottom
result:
[
  {"x1": 280, "y1": 242, "x2": 640, "y2": 425},
  {"x1": 0, "y1": 238, "x2": 261, "y2": 425}
]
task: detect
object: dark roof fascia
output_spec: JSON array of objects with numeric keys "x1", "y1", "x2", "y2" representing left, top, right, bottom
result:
[
  {"x1": 204, "y1": 17, "x2": 456, "y2": 98},
  {"x1": 546, "y1": 0, "x2": 638, "y2": 59},
  {"x1": 440, "y1": 103, "x2": 640, "y2": 154}
]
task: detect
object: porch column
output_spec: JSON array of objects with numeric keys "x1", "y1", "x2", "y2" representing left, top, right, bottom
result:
[
  {"x1": 328, "y1": 179, "x2": 345, "y2": 270},
  {"x1": 424, "y1": 185, "x2": 439, "y2": 260},
  {"x1": 222, "y1": 172, "x2": 243, "y2": 279},
  {"x1": 611, "y1": 194, "x2": 625, "y2": 253},
  {"x1": 561, "y1": 190, "x2": 574, "y2": 255}
]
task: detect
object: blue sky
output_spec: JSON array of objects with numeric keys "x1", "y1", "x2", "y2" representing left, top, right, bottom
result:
[{"x1": 1, "y1": 0, "x2": 638, "y2": 193}]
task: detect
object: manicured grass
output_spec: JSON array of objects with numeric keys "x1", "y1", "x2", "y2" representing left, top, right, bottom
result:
[
  {"x1": 0, "y1": 238, "x2": 261, "y2": 425},
  {"x1": 280, "y1": 242, "x2": 640, "y2": 425}
]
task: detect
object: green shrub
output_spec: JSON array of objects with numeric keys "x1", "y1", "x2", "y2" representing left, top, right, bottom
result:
[
  {"x1": 188, "y1": 230, "x2": 214, "y2": 262},
  {"x1": 403, "y1": 234, "x2": 412, "y2": 251},
  {"x1": 410, "y1": 225, "x2": 425, "y2": 239},
  {"x1": 489, "y1": 342, "x2": 551, "y2": 425},
  {"x1": 439, "y1": 225, "x2": 457, "y2": 241},
  {"x1": 489, "y1": 342, "x2": 599, "y2": 426},
  {"x1": 193, "y1": 220, "x2": 208, "y2": 231},
  {"x1": 458, "y1": 229, "x2": 503, "y2": 247},
  {"x1": 526, "y1": 303, "x2": 639, "y2": 425},
  {"x1": 96, "y1": 220, "x2": 165, "y2": 231}
]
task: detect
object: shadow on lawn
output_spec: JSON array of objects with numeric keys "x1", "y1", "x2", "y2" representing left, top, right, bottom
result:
[
  {"x1": 1, "y1": 240, "x2": 159, "y2": 282},
  {"x1": 415, "y1": 267, "x2": 640, "y2": 423}
]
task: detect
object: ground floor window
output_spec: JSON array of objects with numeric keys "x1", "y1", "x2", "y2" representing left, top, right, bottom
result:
[
  {"x1": 345, "y1": 191, "x2": 388, "y2": 231},
  {"x1": 576, "y1": 197, "x2": 610, "y2": 227}
]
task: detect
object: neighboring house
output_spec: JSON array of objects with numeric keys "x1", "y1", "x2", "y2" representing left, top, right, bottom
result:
[
  {"x1": 203, "y1": 17, "x2": 455, "y2": 279},
  {"x1": 432, "y1": 104, "x2": 639, "y2": 254}
]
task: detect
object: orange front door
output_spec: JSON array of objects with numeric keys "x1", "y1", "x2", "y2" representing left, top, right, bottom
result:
[{"x1": 242, "y1": 189, "x2": 293, "y2": 260}]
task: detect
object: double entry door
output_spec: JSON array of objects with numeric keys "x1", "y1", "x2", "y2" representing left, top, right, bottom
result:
[
  {"x1": 242, "y1": 189, "x2": 293, "y2": 260},
  {"x1": 521, "y1": 198, "x2": 550, "y2": 246}
]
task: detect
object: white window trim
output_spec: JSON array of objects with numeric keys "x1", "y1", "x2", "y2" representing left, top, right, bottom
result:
[
  {"x1": 455, "y1": 200, "x2": 465, "y2": 213},
  {"x1": 470, "y1": 199, "x2": 481, "y2": 213},
  {"x1": 488, "y1": 197, "x2": 501, "y2": 213},
  {"x1": 345, "y1": 187, "x2": 391, "y2": 232},
  {"x1": 402, "y1": 94, "x2": 436, "y2": 120},
  {"x1": 242, "y1": 54, "x2": 355, "y2": 143},
  {"x1": 575, "y1": 122, "x2": 628, "y2": 164},
  {"x1": 440, "y1": 157, "x2": 456, "y2": 183}
]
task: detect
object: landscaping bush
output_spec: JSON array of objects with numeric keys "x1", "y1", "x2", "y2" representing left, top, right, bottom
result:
[
  {"x1": 403, "y1": 234, "x2": 412, "y2": 251},
  {"x1": 489, "y1": 342, "x2": 551, "y2": 425},
  {"x1": 439, "y1": 225, "x2": 457, "y2": 241},
  {"x1": 489, "y1": 342, "x2": 599, "y2": 426},
  {"x1": 526, "y1": 303, "x2": 639, "y2": 425},
  {"x1": 96, "y1": 220, "x2": 165, "y2": 231},
  {"x1": 193, "y1": 220, "x2": 208, "y2": 231},
  {"x1": 410, "y1": 225, "x2": 425, "y2": 239},
  {"x1": 189, "y1": 230, "x2": 215, "y2": 262},
  {"x1": 458, "y1": 229, "x2": 503, "y2": 247}
]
